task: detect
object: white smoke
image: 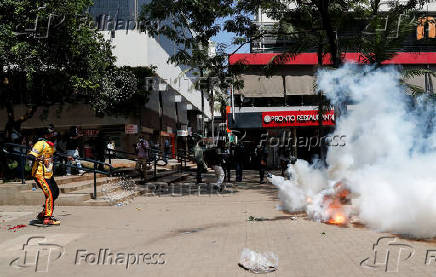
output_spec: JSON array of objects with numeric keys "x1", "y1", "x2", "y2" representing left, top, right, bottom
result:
[{"x1": 270, "y1": 64, "x2": 436, "y2": 238}]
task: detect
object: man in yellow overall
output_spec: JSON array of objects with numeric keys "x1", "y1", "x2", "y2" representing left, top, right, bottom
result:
[{"x1": 27, "y1": 128, "x2": 60, "y2": 225}]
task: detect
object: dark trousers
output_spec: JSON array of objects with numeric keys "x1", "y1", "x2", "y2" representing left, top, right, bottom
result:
[
  {"x1": 224, "y1": 163, "x2": 231, "y2": 182},
  {"x1": 34, "y1": 177, "x2": 59, "y2": 217},
  {"x1": 235, "y1": 162, "x2": 243, "y2": 182},
  {"x1": 259, "y1": 164, "x2": 266, "y2": 183},
  {"x1": 196, "y1": 163, "x2": 203, "y2": 183}
]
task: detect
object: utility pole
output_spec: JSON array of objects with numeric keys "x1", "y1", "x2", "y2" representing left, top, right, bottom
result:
[
  {"x1": 211, "y1": 88, "x2": 215, "y2": 144},
  {"x1": 282, "y1": 75, "x2": 287, "y2": 106},
  {"x1": 200, "y1": 68, "x2": 205, "y2": 137}
]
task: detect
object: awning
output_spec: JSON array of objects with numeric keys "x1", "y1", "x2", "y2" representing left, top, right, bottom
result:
[{"x1": 236, "y1": 68, "x2": 316, "y2": 97}]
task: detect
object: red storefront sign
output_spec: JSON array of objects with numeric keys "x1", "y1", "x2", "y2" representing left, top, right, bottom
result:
[{"x1": 262, "y1": 110, "x2": 335, "y2": 128}]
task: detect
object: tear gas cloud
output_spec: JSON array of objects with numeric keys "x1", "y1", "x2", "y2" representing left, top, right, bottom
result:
[{"x1": 270, "y1": 64, "x2": 436, "y2": 238}]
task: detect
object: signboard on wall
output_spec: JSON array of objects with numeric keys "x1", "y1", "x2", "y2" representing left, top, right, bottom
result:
[
  {"x1": 262, "y1": 110, "x2": 335, "y2": 128},
  {"x1": 177, "y1": 130, "x2": 188, "y2": 137},
  {"x1": 81, "y1": 129, "x2": 99, "y2": 137},
  {"x1": 125, "y1": 124, "x2": 138, "y2": 134}
]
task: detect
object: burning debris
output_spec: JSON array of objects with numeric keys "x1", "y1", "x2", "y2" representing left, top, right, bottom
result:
[
  {"x1": 322, "y1": 181, "x2": 351, "y2": 225},
  {"x1": 269, "y1": 169, "x2": 355, "y2": 226},
  {"x1": 269, "y1": 64, "x2": 436, "y2": 238}
]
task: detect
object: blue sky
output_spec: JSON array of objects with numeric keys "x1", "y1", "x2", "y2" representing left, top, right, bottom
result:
[{"x1": 211, "y1": 17, "x2": 250, "y2": 54}]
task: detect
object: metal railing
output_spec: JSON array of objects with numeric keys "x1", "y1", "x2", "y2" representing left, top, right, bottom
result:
[
  {"x1": 2, "y1": 143, "x2": 113, "y2": 199},
  {"x1": 1, "y1": 143, "x2": 28, "y2": 184},
  {"x1": 54, "y1": 152, "x2": 113, "y2": 199},
  {"x1": 106, "y1": 147, "x2": 192, "y2": 177},
  {"x1": 2, "y1": 143, "x2": 195, "y2": 198},
  {"x1": 106, "y1": 147, "x2": 162, "y2": 178},
  {"x1": 175, "y1": 149, "x2": 194, "y2": 172}
]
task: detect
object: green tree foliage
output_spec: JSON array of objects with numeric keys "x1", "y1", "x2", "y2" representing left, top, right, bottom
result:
[
  {"x1": 0, "y1": 0, "x2": 111, "y2": 134},
  {"x1": 0, "y1": 0, "x2": 155, "y2": 138}
]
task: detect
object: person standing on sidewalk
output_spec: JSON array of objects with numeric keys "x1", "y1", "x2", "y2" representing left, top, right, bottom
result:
[
  {"x1": 220, "y1": 141, "x2": 232, "y2": 182},
  {"x1": 135, "y1": 136, "x2": 149, "y2": 179},
  {"x1": 66, "y1": 126, "x2": 84, "y2": 176},
  {"x1": 27, "y1": 128, "x2": 60, "y2": 225},
  {"x1": 204, "y1": 146, "x2": 224, "y2": 191},
  {"x1": 162, "y1": 138, "x2": 171, "y2": 166},
  {"x1": 193, "y1": 141, "x2": 205, "y2": 183},
  {"x1": 94, "y1": 130, "x2": 107, "y2": 171},
  {"x1": 233, "y1": 142, "x2": 245, "y2": 182},
  {"x1": 257, "y1": 144, "x2": 269, "y2": 184}
]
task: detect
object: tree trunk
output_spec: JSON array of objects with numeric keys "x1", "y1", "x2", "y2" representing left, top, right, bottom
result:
[{"x1": 316, "y1": 0, "x2": 340, "y2": 68}]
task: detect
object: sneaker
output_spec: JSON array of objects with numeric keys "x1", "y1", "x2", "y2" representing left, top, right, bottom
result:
[
  {"x1": 43, "y1": 217, "x2": 61, "y2": 225},
  {"x1": 36, "y1": 212, "x2": 44, "y2": 222},
  {"x1": 66, "y1": 173, "x2": 72, "y2": 176},
  {"x1": 79, "y1": 170, "x2": 85, "y2": 175},
  {"x1": 212, "y1": 184, "x2": 224, "y2": 192}
]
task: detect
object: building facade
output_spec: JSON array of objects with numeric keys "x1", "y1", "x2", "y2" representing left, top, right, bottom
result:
[
  {"x1": 228, "y1": 2, "x2": 436, "y2": 168},
  {"x1": 0, "y1": 0, "x2": 210, "y2": 156}
]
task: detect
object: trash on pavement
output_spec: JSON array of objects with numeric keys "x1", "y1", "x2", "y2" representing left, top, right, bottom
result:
[
  {"x1": 238, "y1": 248, "x2": 278, "y2": 274},
  {"x1": 248, "y1": 216, "x2": 266, "y2": 222}
]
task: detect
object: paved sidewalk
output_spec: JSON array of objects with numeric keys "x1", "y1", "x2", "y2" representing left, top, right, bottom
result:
[{"x1": 1, "y1": 180, "x2": 436, "y2": 277}]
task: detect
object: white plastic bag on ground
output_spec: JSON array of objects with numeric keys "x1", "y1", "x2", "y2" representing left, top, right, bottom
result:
[{"x1": 238, "y1": 248, "x2": 278, "y2": 274}]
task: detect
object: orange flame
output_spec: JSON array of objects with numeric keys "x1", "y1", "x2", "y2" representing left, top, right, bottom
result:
[
  {"x1": 325, "y1": 194, "x2": 348, "y2": 225},
  {"x1": 328, "y1": 213, "x2": 347, "y2": 225}
]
